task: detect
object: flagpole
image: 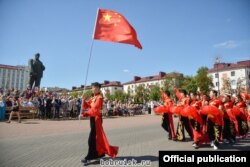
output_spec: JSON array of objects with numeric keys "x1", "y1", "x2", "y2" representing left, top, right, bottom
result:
[
  {"x1": 79, "y1": 8, "x2": 100, "y2": 121},
  {"x1": 92, "y1": 8, "x2": 100, "y2": 38}
]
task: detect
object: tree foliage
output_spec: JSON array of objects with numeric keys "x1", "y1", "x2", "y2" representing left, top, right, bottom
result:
[
  {"x1": 195, "y1": 67, "x2": 213, "y2": 94},
  {"x1": 149, "y1": 85, "x2": 161, "y2": 101},
  {"x1": 134, "y1": 85, "x2": 149, "y2": 103},
  {"x1": 221, "y1": 77, "x2": 232, "y2": 94},
  {"x1": 181, "y1": 75, "x2": 198, "y2": 93}
]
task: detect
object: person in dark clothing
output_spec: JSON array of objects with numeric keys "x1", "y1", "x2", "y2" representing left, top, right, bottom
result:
[{"x1": 45, "y1": 96, "x2": 52, "y2": 119}]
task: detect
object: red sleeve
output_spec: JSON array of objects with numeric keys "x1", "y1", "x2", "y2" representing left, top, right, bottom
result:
[
  {"x1": 83, "y1": 96, "x2": 103, "y2": 117},
  {"x1": 174, "y1": 88, "x2": 182, "y2": 100},
  {"x1": 184, "y1": 98, "x2": 189, "y2": 106},
  {"x1": 82, "y1": 99, "x2": 92, "y2": 110},
  {"x1": 161, "y1": 91, "x2": 167, "y2": 102}
]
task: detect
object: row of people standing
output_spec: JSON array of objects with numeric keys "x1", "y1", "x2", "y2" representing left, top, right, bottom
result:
[
  {"x1": 103, "y1": 101, "x2": 146, "y2": 117},
  {"x1": 35, "y1": 95, "x2": 82, "y2": 120},
  {"x1": 0, "y1": 87, "x2": 83, "y2": 122}
]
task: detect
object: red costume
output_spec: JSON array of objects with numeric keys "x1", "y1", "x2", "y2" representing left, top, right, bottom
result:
[
  {"x1": 235, "y1": 101, "x2": 249, "y2": 136},
  {"x1": 174, "y1": 88, "x2": 193, "y2": 141},
  {"x1": 154, "y1": 91, "x2": 176, "y2": 140},
  {"x1": 235, "y1": 101, "x2": 248, "y2": 121},
  {"x1": 188, "y1": 100, "x2": 209, "y2": 145},
  {"x1": 82, "y1": 93, "x2": 118, "y2": 159},
  {"x1": 222, "y1": 101, "x2": 238, "y2": 139},
  {"x1": 207, "y1": 98, "x2": 223, "y2": 126}
]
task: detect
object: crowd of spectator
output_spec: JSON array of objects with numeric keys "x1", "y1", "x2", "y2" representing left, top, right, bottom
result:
[
  {"x1": 0, "y1": 87, "x2": 149, "y2": 122},
  {"x1": 0, "y1": 87, "x2": 82, "y2": 122}
]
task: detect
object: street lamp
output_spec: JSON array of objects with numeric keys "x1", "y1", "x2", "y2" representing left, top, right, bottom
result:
[{"x1": 215, "y1": 57, "x2": 220, "y2": 95}]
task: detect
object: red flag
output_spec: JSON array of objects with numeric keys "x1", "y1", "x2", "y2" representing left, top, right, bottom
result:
[{"x1": 93, "y1": 9, "x2": 142, "y2": 49}]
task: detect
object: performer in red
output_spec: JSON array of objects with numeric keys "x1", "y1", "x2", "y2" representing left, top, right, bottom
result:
[
  {"x1": 234, "y1": 94, "x2": 249, "y2": 138},
  {"x1": 174, "y1": 88, "x2": 193, "y2": 141},
  {"x1": 81, "y1": 82, "x2": 118, "y2": 166},
  {"x1": 207, "y1": 90, "x2": 223, "y2": 150},
  {"x1": 222, "y1": 94, "x2": 237, "y2": 144},
  {"x1": 189, "y1": 92, "x2": 204, "y2": 149},
  {"x1": 154, "y1": 89, "x2": 176, "y2": 140}
]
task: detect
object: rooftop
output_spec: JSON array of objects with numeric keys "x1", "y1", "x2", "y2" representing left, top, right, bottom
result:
[
  {"x1": 71, "y1": 80, "x2": 123, "y2": 91},
  {"x1": 123, "y1": 71, "x2": 183, "y2": 85},
  {"x1": 0, "y1": 64, "x2": 27, "y2": 70},
  {"x1": 208, "y1": 60, "x2": 250, "y2": 73}
]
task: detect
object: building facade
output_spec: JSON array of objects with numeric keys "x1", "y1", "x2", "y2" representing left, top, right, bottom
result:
[
  {"x1": 100, "y1": 81, "x2": 123, "y2": 97},
  {"x1": 0, "y1": 64, "x2": 29, "y2": 91},
  {"x1": 208, "y1": 60, "x2": 250, "y2": 94},
  {"x1": 69, "y1": 80, "x2": 123, "y2": 98},
  {"x1": 123, "y1": 72, "x2": 183, "y2": 95}
]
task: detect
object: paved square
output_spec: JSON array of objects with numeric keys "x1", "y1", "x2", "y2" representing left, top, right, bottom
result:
[{"x1": 0, "y1": 115, "x2": 249, "y2": 167}]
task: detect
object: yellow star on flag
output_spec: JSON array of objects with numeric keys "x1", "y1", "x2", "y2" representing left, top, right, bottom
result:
[{"x1": 103, "y1": 14, "x2": 111, "y2": 21}]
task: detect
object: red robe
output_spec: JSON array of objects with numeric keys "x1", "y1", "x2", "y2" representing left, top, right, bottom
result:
[
  {"x1": 223, "y1": 101, "x2": 238, "y2": 135},
  {"x1": 235, "y1": 101, "x2": 248, "y2": 121},
  {"x1": 154, "y1": 91, "x2": 176, "y2": 139},
  {"x1": 189, "y1": 100, "x2": 209, "y2": 143},
  {"x1": 82, "y1": 93, "x2": 119, "y2": 158},
  {"x1": 208, "y1": 98, "x2": 223, "y2": 126}
]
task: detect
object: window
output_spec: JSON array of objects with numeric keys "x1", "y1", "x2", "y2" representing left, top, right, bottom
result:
[
  {"x1": 231, "y1": 80, "x2": 236, "y2": 86},
  {"x1": 231, "y1": 71, "x2": 235, "y2": 76},
  {"x1": 215, "y1": 82, "x2": 219, "y2": 86},
  {"x1": 215, "y1": 73, "x2": 219, "y2": 78}
]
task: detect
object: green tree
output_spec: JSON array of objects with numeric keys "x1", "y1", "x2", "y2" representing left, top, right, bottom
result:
[
  {"x1": 134, "y1": 85, "x2": 149, "y2": 103},
  {"x1": 82, "y1": 90, "x2": 93, "y2": 99},
  {"x1": 221, "y1": 77, "x2": 232, "y2": 94},
  {"x1": 163, "y1": 76, "x2": 175, "y2": 93},
  {"x1": 181, "y1": 76, "x2": 197, "y2": 93},
  {"x1": 104, "y1": 89, "x2": 112, "y2": 100},
  {"x1": 149, "y1": 85, "x2": 161, "y2": 101},
  {"x1": 236, "y1": 78, "x2": 245, "y2": 94},
  {"x1": 70, "y1": 91, "x2": 79, "y2": 98},
  {"x1": 195, "y1": 67, "x2": 213, "y2": 94},
  {"x1": 112, "y1": 90, "x2": 125, "y2": 102},
  {"x1": 123, "y1": 92, "x2": 131, "y2": 102}
]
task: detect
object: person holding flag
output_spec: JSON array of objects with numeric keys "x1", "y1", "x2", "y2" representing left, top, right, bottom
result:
[
  {"x1": 79, "y1": 8, "x2": 141, "y2": 165},
  {"x1": 81, "y1": 82, "x2": 118, "y2": 166}
]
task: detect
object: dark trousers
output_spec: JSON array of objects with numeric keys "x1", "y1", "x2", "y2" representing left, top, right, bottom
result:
[
  {"x1": 181, "y1": 116, "x2": 193, "y2": 139},
  {"x1": 237, "y1": 117, "x2": 249, "y2": 136},
  {"x1": 223, "y1": 118, "x2": 236, "y2": 141},
  {"x1": 176, "y1": 116, "x2": 193, "y2": 141},
  {"x1": 161, "y1": 113, "x2": 171, "y2": 139},
  {"x1": 45, "y1": 107, "x2": 51, "y2": 119},
  {"x1": 85, "y1": 117, "x2": 98, "y2": 160},
  {"x1": 39, "y1": 106, "x2": 45, "y2": 119},
  {"x1": 54, "y1": 107, "x2": 60, "y2": 119},
  {"x1": 207, "y1": 119, "x2": 221, "y2": 146}
]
